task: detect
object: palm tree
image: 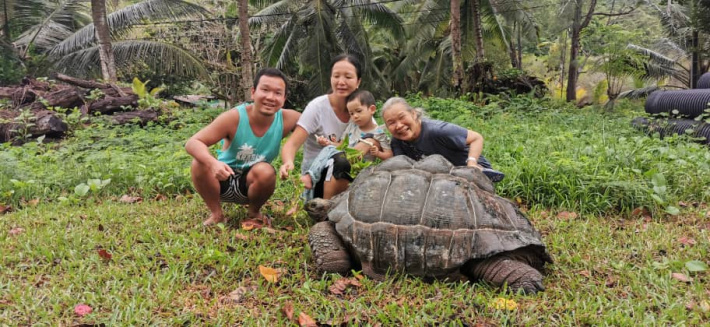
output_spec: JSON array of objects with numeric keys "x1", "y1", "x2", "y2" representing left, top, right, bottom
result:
[
  {"x1": 6, "y1": 0, "x2": 209, "y2": 80},
  {"x1": 388, "y1": 0, "x2": 533, "y2": 96},
  {"x1": 91, "y1": 0, "x2": 117, "y2": 82},
  {"x1": 250, "y1": 0, "x2": 405, "y2": 98},
  {"x1": 238, "y1": 0, "x2": 254, "y2": 100}
]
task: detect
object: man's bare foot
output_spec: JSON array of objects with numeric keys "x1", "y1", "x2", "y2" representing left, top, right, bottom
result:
[
  {"x1": 300, "y1": 174, "x2": 313, "y2": 189},
  {"x1": 203, "y1": 214, "x2": 226, "y2": 226}
]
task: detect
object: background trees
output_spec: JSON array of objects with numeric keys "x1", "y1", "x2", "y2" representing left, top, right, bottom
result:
[{"x1": 1, "y1": 0, "x2": 709, "y2": 106}]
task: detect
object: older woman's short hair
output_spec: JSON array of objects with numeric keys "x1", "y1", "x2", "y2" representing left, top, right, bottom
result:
[{"x1": 381, "y1": 97, "x2": 425, "y2": 120}]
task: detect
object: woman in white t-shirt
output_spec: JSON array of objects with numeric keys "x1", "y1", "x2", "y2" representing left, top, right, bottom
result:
[{"x1": 279, "y1": 54, "x2": 362, "y2": 199}]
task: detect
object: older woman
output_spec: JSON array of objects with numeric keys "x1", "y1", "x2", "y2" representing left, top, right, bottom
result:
[
  {"x1": 279, "y1": 54, "x2": 362, "y2": 198},
  {"x1": 381, "y1": 97, "x2": 504, "y2": 182}
]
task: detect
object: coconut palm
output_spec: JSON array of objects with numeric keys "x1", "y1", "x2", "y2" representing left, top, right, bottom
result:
[
  {"x1": 5, "y1": 0, "x2": 210, "y2": 79},
  {"x1": 388, "y1": 0, "x2": 536, "y2": 96},
  {"x1": 49, "y1": 0, "x2": 210, "y2": 79},
  {"x1": 249, "y1": 0, "x2": 405, "y2": 98}
]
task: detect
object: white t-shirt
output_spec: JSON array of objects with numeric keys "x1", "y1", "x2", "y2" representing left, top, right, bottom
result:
[{"x1": 297, "y1": 95, "x2": 349, "y2": 174}]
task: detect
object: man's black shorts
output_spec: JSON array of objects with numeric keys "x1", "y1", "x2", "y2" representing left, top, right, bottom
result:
[{"x1": 219, "y1": 167, "x2": 250, "y2": 204}]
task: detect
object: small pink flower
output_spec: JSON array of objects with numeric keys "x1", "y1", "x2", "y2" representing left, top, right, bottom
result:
[{"x1": 74, "y1": 304, "x2": 92, "y2": 316}]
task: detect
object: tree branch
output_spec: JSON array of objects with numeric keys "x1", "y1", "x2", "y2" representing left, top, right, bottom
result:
[
  {"x1": 594, "y1": 7, "x2": 637, "y2": 17},
  {"x1": 580, "y1": 0, "x2": 598, "y2": 29}
]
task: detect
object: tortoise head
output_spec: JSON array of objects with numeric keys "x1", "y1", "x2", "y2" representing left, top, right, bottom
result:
[{"x1": 304, "y1": 198, "x2": 334, "y2": 222}]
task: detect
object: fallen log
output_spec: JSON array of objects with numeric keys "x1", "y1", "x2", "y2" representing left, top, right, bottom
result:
[
  {"x1": 111, "y1": 109, "x2": 160, "y2": 126},
  {"x1": 29, "y1": 87, "x2": 84, "y2": 110},
  {"x1": 0, "y1": 109, "x2": 68, "y2": 143},
  {"x1": 84, "y1": 95, "x2": 138, "y2": 115},
  {"x1": 54, "y1": 73, "x2": 129, "y2": 97}
]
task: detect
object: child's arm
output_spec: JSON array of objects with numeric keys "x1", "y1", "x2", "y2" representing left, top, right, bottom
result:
[{"x1": 370, "y1": 145, "x2": 393, "y2": 160}]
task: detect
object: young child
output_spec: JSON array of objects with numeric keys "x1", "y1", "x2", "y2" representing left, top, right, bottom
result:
[{"x1": 301, "y1": 90, "x2": 393, "y2": 189}]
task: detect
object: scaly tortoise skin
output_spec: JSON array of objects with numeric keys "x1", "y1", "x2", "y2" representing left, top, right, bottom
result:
[{"x1": 306, "y1": 155, "x2": 552, "y2": 294}]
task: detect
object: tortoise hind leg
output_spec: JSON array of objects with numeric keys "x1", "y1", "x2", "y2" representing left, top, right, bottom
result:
[
  {"x1": 462, "y1": 254, "x2": 544, "y2": 295},
  {"x1": 308, "y1": 222, "x2": 353, "y2": 275}
]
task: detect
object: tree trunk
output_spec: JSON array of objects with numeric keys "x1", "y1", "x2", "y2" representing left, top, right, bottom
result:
[
  {"x1": 2, "y1": 0, "x2": 10, "y2": 40},
  {"x1": 691, "y1": 29, "x2": 700, "y2": 88},
  {"x1": 471, "y1": 0, "x2": 485, "y2": 62},
  {"x1": 517, "y1": 25, "x2": 523, "y2": 69},
  {"x1": 508, "y1": 23, "x2": 519, "y2": 69},
  {"x1": 566, "y1": 0, "x2": 597, "y2": 102},
  {"x1": 91, "y1": 0, "x2": 117, "y2": 82},
  {"x1": 451, "y1": 0, "x2": 463, "y2": 92},
  {"x1": 238, "y1": 0, "x2": 254, "y2": 101}
]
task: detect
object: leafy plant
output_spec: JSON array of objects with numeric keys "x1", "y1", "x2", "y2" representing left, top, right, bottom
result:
[{"x1": 132, "y1": 77, "x2": 164, "y2": 109}]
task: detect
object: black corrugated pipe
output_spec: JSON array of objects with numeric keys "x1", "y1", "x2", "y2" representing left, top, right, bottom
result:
[
  {"x1": 631, "y1": 117, "x2": 710, "y2": 145},
  {"x1": 644, "y1": 90, "x2": 710, "y2": 118},
  {"x1": 698, "y1": 72, "x2": 710, "y2": 89}
]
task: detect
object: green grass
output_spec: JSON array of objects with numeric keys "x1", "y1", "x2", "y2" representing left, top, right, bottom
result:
[
  {"x1": 1, "y1": 198, "x2": 708, "y2": 325},
  {"x1": 1, "y1": 96, "x2": 709, "y2": 324}
]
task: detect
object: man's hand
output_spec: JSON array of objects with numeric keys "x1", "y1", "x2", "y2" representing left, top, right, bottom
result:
[
  {"x1": 212, "y1": 162, "x2": 235, "y2": 181},
  {"x1": 279, "y1": 161, "x2": 294, "y2": 180}
]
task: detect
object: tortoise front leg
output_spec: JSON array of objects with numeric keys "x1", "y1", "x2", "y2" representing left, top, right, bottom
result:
[
  {"x1": 462, "y1": 254, "x2": 545, "y2": 295},
  {"x1": 308, "y1": 221, "x2": 353, "y2": 275}
]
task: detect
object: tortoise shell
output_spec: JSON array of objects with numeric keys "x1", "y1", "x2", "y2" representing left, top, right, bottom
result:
[{"x1": 324, "y1": 155, "x2": 549, "y2": 277}]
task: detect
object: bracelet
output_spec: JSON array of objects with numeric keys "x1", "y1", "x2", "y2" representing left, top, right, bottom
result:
[{"x1": 466, "y1": 157, "x2": 478, "y2": 163}]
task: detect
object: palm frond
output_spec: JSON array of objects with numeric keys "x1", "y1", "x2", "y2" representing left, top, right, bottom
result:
[
  {"x1": 53, "y1": 40, "x2": 208, "y2": 79},
  {"x1": 617, "y1": 86, "x2": 659, "y2": 99},
  {"x1": 50, "y1": 0, "x2": 209, "y2": 57},
  {"x1": 249, "y1": 0, "x2": 291, "y2": 26},
  {"x1": 347, "y1": 0, "x2": 405, "y2": 39},
  {"x1": 13, "y1": 0, "x2": 89, "y2": 52},
  {"x1": 627, "y1": 44, "x2": 682, "y2": 69}
]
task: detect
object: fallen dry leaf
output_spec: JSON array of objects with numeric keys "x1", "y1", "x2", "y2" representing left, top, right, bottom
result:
[
  {"x1": 259, "y1": 265, "x2": 280, "y2": 283},
  {"x1": 700, "y1": 301, "x2": 710, "y2": 312},
  {"x1": 286, "y1": 203, "x2": 300, "y2": 216},
  {"x1": 298, "y1": 311, "x2": 318, "y2": 327},
  {"x1": 556, "y1": 211, "x2": 578, "y2": 220},
  {"x1": 221, "y1": 286, "x2": 254, "y2": 304},
  {"x1": 605, "y1": 276, "x2": 617, "y2": 288},
  {"x1": 678, "y1": 237, "x2": 696, "y2": 246},
  {"x1": 538, "y1": 210, "x2": 549, "y2": 218},
  {"x1": 241, "y1": 219, "x2": 264, "y2": 231},
  {"x1": 119, "y1": 195, "x2": 142, "y2": 204},
  {"x1": 74, "y1": 303, "x2": 92, "y2": 316},
  {"x1": 234, "y1": 232, "x2": 250, "y2": 241},
  {"x1": 329, "y1": 277, "x2": 362, "y2": 295},
  {"x1": 671, "y1": 272, "x2": 692, "y2": 283},
  {"x1": 97, "y1": 249, "x2": 112, "y2": 261},
  {"x1": 154, "y1": 194, "x2": 167, "y2": 201},
  {"x1": 0, "y1": 204, "x2": 12, "y2": 214},
  {"x1": 489, "y1": 297, "x2": 518, "y2": 310},
  {"x1": 27, "y1": 199, "x2": 40, "y2": 206},
  {"x1": 8, "y1": 227, "x2": 24, "y2": 236},
  {"x1": 578, "y1": 270, "x2": 591, "y2": 278},
  {"x1": 282, "y1": 302, "x2": 295, "y2": 321},
  {"x1": 686, "y1": 301, "x2": 696, "y2": 311}
]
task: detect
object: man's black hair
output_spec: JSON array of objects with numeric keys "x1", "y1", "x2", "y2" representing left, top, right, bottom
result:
[
  {"x1": 253, "y1": 68, "x2": 288, "y2": 93},
  {"x1": 346, "y1": 89, "x2": 376, "y2": 107}
]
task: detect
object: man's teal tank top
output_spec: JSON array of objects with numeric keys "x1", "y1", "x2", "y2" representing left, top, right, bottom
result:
[{"x1": 217, "y1": 103, "x2": 283, "y2": 170}]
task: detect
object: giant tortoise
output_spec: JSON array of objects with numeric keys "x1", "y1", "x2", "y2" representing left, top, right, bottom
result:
[{"x1": 306, "y1": 155, "x2": 553, "y2": 294}]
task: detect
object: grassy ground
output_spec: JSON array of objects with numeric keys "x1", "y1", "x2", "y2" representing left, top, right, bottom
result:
[
  {"x1": 1, "y1": 197, "x2": 708, "y2": 325},
  {"x1": 1, "y1": 97, "x2": 709, "y2": 325}
]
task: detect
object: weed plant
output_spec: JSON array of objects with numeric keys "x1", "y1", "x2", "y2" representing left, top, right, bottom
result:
[{"x1": 2, "y1": 96, "x2": 709, "y2": 215}]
